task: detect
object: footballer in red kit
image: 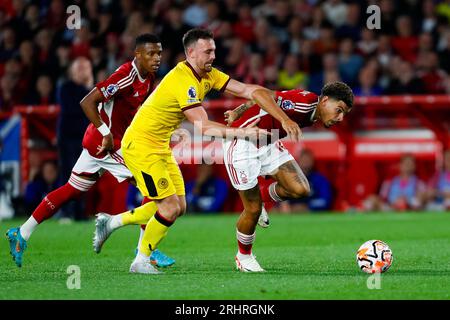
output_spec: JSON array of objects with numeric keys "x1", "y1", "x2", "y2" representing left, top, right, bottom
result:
[
  {"x1": 6, "y1": 34, "x2": 175, "y2": 268},
  {"x1": 223, "y1": 82, "x2": 354, "y2": 272}
]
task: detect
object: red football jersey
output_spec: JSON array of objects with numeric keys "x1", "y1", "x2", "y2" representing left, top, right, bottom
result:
[
  {"x1": 230, "y1": 89, "x2": 319, "y2": 139},
  {"x1": 82, "y1": 60, "x2": 155, "y2": 158}
]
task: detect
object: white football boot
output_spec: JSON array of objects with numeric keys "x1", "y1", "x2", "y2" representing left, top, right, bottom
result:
[
  {"x1": 93, "y1": 213, "x2": 113, "y2": 253},
  {"x1": 235, "y1": 252, "x2": 265, "y2": 272},
  {"x1": 129, "y1": 259, "x2": 163, "y2": 274},
  {"x1": 257, "y1": 205, "x2": 270, "y2": 228}
]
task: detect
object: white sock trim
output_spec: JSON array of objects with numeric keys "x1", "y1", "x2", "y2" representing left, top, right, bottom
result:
[
  {"x1": 236, "y1": 229, "x2": 255, "y2": 245},
  {"x1": 109, "y1": 214, "x2": 123, "y2": 230},
  {"x1": 20, "y1": 216, "x2": 39, "y2": 241},
  {"x1": 68, "y1": 173, "x2": 96, "y2": 192}
]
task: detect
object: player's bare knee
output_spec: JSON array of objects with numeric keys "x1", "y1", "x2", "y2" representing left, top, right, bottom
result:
[{"x1": 244, "y1": 201, "x2": 262, "y2": 218}]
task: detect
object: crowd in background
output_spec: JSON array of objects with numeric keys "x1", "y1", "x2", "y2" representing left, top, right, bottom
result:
[
  {"x1": 1, "y1": 0, "x2": 449, "y2": 215},
  {"x1": 1, "y1": 0, "x2": 450, "y2": 111}
]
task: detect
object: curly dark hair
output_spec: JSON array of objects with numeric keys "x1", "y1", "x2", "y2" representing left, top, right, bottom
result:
[
  {"x1": 135, "y1": 34, "x2": 161, "y2": 48},
  {"x1": 320, "y1": 81, "x2": 354, "y2": 109}
]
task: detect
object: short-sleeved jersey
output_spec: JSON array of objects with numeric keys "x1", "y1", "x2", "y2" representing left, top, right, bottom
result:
[
  {"x1": 82, "y1": 60, "x2": 155, "y2": 158},
  {"x1": 230, "y1": 89, "x2": 319, "y2": 139},
  {"x1": 124, "y1": 61, "x2": 230, "y2": 154}
]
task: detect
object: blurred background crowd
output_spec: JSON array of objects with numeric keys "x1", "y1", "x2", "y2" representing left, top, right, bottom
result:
[{"x1": 0, "y1": 0, "x2": 449, "y2": 218}]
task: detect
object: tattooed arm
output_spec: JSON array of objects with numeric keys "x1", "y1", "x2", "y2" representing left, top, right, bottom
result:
[{"x1": 224, "y1": 100, "x2": 255, "y2": 126}]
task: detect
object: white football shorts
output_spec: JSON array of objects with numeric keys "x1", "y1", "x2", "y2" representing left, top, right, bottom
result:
[
  {"x1": 223, "y1": 138, "x2": 294, "y2": 191},
  {"x1": 70, "y1": 148, "x2": 132, "y2": 191}
]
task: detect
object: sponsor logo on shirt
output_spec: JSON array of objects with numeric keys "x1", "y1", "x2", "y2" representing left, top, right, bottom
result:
[
  {"x1": 281, "y1": 100, "x2": 294, "y2": 110},
  {"x1": 188, "y1": 86, "x2": 196, "y2": 98},
  {"x1": 101, "y1": 84, "x2": 119, "y2": 98}
]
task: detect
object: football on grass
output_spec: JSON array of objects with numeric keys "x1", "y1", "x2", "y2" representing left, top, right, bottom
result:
[{"x1": 356, "y1": 240, "x2": 393, "y2": 274}]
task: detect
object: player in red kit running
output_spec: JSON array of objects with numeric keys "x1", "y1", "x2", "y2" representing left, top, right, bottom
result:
[
  {"x1": 6, "y1": 34, "x2": 173, "y2": 268},
  {"x1": 223, "y1": 81, "x2": 354, "y2": 272}
]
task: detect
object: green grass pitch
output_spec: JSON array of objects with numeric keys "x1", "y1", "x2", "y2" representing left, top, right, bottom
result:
[{"x1": 1, "y1": 212, "x2": 449, "y2": 300}]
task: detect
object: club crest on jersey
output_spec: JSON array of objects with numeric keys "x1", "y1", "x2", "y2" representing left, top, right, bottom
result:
[
  {"x1": 281, "y1": 100, "x2": 294, "y2": 110},
  {"x1": 188, "y1": 86, "x2": 196, "y2": 99},
  {"x1": 158, "y1": 178, "x2": 169, "y2": 190},
  {"x1": 102, "y1": 84, "x2": 119, "y2": 98},
  {"x1": 240, "y1": 171, "x2": 248, "y2": 184}
]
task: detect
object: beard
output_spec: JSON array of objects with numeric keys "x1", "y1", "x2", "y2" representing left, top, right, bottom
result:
[{"x1": 204, "y1": 63, "x2": 213, "y2": 72}]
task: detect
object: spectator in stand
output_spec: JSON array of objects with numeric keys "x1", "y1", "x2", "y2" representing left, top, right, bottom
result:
[
  {"x1": 0, "y1": 74, "x2": 17, "y2": 111},
  {"x1": 224, "y1": 38, "x2": 247, "y2": 80},
  {"x1": 391, "y1": 15, "x2": 419, "y2": 64},
  {"x1": 0, "y1": 26, "x2": 17, "y2": 62},
  {"x1": 308, "y1": 53, "x2": 341, "y2": 93},
  {"x1": 25, "y1": 74, "x2": 55, "y2": 105},
  {"x1": 34, "y1": 28, "x2": 55, "y2": 71},
  {"x1": 264, "y1": 34, "x2": 284, "y2": 67},
  {"x1": 159, "y1": 5, "x2": 190, "y2": 67},
  {"x1": 223, "y1": 0, "x2": 239, "y2": 23},
  {"x1": 24, "y1": 160, "x2": 59, "y2": 213},
  {"x1": 436, "y1": 0, "x2": 450, "y2": 23},
  {"x1": 251, "y1": 17, "x2": 271, "y2": 54},
  {"x1": 335, "y1": 2, "x2": 362, "y2": 41},
  {"x1": 364, "y1": 154, "x2": 427, "y2": 212},
  {"x1": 232, "y1": 3, "x2": 255, "y2": 44},
  {"x1": 182, "y1": 0, "x2": 208, "y2": 28},
  {"x1": 426, "y1": 149, "x2": 450, "y2": 211},
  {"x1": 279, "y1": 149, "x2": 333, "y2": 213},
  {"x1": 312, "y1": 21, "x2": 338, "y2": 55},
  {"x1": 263, "y1": 64, "x2": 280, "y2": 90},
  {"x1": 105, "y1": 33, "x2": 123, "y2": 75},
  {"x1": 17, "y1": 40, "x2": 37, "y2": 92},
  {"x1": 321, "y1": 0, "x2": 348, "y2": 28},
  {"x1": 286, "y1": 16, "x2": 303, "y2": 55},
  {"x1": 353, "y1": 66, "x2": 383, "y2": 96},
  {"x1": 378, "y1": 0, "x2": 397, "y2": 35},
  {"x1": 202, "y1": 1, "x2": 223, "y2": 35},
  {"x1": 416, "y1": 51, "x2": 448, "y2": 94},
  {"x1": 338, "y1": 38, "x2": 364, "y2": 86},
  {"x1": 95, "y1": 7, "x2": 114, "y2": 42},
  {"x1": 387, "y1": 59, "x2": 425, "y2": 94},
  {"x1": 277, "y1": 54, "x2": 308, "y2": 90},
  {"x1": 357, "y1": 29, "x2": 378, "y2": 57},
  {"x1": 71, "y1": 20, "x2": 92, "y2": 59},
  {"x1": 45, "y1": 0, "x2": 67, "y2": 31},
  {"x1": 420, "y1": 0, "x2": 439, "y2": 34},
  {"x1": 0, "y1": 58, "x2": 23, "y2": 110},
  {"x1": 89, "y1": 39, "x2": 107, "y2": 79},
  {"x1": 185, "y1": 164, "x2": 228, "y2": 214},
  {"x1": 242, "y1": 53, "x2": 265, "y2": 86},
  {"x1": 376, "y1": 34, "x2": 394, "y2": 70},
  {"x1": 23, "y1": 4, "x2": 43, "y2": 38},
  {"x1": 303, "y1": 5, "x2": 325, "y2": 41},
  {"x1": 298, "y1": 39, "x2": 322, "y2": 75},
  {"x1": 266, "y1": 0, "x2": 291, "y2": 45},
  {"x1": 437, "y1": 28, "x2": 450, "y2": 72},
  {"x1": 55, "y1": 57, "x2": 92, "y2": 220}
]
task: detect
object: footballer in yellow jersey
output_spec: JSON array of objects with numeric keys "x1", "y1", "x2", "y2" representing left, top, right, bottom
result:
[
  {"x1": 124, "y1": 61, "x2": 230, "y2": 155},
  {"x1": 94, "y1": 28, "x2": 302, "y2": 274}
]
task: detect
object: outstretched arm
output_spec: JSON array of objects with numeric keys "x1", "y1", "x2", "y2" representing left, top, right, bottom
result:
[
  {"x1": 183, "y1": 106, "x2": 270, "y2": 140},
  {"x1": 223, "y1": 79, "x2": 302, "y2": 141}
]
